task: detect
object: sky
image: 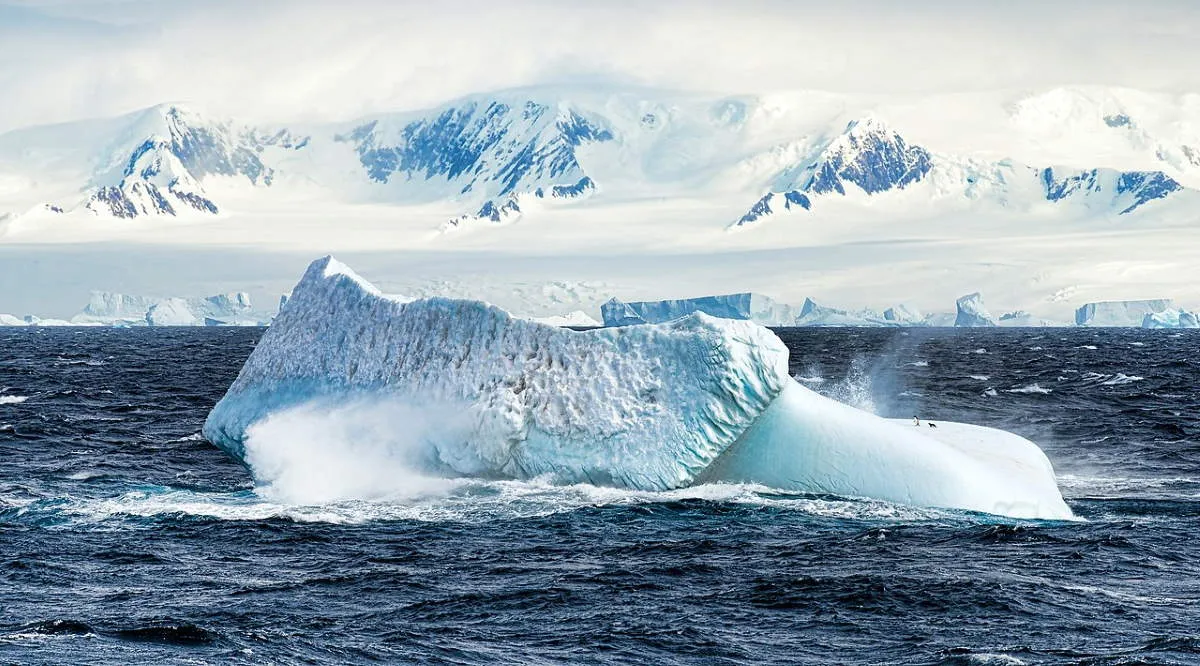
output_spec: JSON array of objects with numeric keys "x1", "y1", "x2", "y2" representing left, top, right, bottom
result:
[{"x1": 1, "y1": 0, "x2": 1199, "y2": 133}]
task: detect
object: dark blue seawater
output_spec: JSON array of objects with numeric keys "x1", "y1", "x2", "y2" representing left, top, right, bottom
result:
[{"x1": 2, "y1": 327, "x2": 1199, "y2": 665}]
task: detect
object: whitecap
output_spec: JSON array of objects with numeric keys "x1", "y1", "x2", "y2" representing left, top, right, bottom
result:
[
  {"x1": 906, "y1": 360, "x2": 929, "y2": 367},
  {"x1": 1101, "y1": 373, "x2": 1144, "y2": 386},
  {"x1": 1078, "y1": 345, "x2": 1098, "y2": 350},
  {"x1": 969, "y1": 375, "x2": 990, "y2": 381},
  {"x1": 37, "y1": 481, "x2": 981, "y2": 527},
  {"x1": 982, "y1": 388, "x2": 999, "y2": 397},
  {"x1": 0, "y1": 395, "x2": 28, "y2": 405},
  {"x1": 1007, "y1": 384, "x2": 1052, "y2": 395}
]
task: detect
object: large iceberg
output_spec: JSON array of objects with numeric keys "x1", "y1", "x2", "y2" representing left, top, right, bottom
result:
[
  {"x1": 601, "y1": 293, "x2": 798, "y2": 327},
  {"x1": 954, "y1": 292, "x2": 996, "y2": 327},
  {"x1": 204, "y1": 256, "x2": 1073, "y2": 519},
  {"x1": 1075, "y1": 299, "x2": 1173, "y2": 327}
]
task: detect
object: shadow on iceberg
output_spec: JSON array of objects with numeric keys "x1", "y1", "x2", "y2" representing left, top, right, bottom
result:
[{"x1": 203, "y1": 256, "x2": 1073, "y2": 520}]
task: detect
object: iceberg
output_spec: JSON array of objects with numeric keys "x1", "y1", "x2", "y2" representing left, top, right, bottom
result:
[
  {"x1": 954, "y1": 292, "x2": 996, "y2": 327},
  {"x1": 883, "y1": 304, "x2": 926, "y2": 326},
  {"x1": 203, "y1": 256, "x2": 1074, "y2": 519},
  {"x1": 1142, "y1": 308, "x2": 1199, "y2": 329},
  {"x1": 72, "y1": 292, "x2": 160, "y2": 325},
  {"x1": 1076, "y1": 299, "x2": 1173, "y2": 327},
  {"x1": 795, "y1": 298, "x2": 892, "y2": 327},
  {"x1": 601, "y1": 293, "x2": 797, "y2": 327},
  {"x1": 144, "y1": 292, "x2": 262, "y2": 326}
]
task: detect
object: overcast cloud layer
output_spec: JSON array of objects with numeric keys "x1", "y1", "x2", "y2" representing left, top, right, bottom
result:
[{"x1": 1, "y1": 0, "x2": 1199, "y2": 133}]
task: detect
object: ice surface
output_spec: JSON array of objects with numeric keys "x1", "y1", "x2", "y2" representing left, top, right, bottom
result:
[
  {"x1": 1076, "y1": 299, "x2": 1173, "y2": 327},
  {"x1": 529, "y1": 311, "x2": 601, "y2": 327},
  {"x1": 204, "y1": 257, "x2": 1073, "y2": 519},
  {"x1": 955, "y1": 292, "x2": 996, "y2": 327},
  {"x1": 699, "y1": 383, "x2": 1073, "y2": 519}
]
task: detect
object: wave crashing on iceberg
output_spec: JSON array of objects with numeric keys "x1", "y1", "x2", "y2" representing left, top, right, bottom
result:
[{"x1": 203, "y1": 256, "x2": 1073, "y2": 520}]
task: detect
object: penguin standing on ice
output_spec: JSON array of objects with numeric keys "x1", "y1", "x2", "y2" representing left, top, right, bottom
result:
[{"x1": 913, "y1": 416, "x2": 920, "y2": 426}]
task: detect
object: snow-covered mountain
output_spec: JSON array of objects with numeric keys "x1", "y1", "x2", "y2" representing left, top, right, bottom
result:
[{"x1": 4, "y1": 86, "x2": 1200, "y2": 233}]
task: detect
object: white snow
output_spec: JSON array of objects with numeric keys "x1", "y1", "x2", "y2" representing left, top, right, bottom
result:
[
  {"x1": 203, "y1": 256, "x2": 1073, "y2": 519},
  {"x1": 1075, "y1": 299, "x2": 1173, "y2": 326},
  {"x1": 529, "y1": 311, "x2": 601, "y2": 328}
]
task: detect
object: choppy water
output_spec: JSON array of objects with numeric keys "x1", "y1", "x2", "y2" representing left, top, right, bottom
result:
[{"x1": 2, "y1": 327, "x2": 1198, "y2": 665}]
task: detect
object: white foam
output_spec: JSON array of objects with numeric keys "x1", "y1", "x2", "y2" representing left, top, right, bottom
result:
[
  {"x1": 0, "y1": 395, "x2": 28, "y2": 405},
  {"x1": 1007, "y1": 384, "x2": 1053, "y2": 394},
  {"x1": 1101, "y1": 373, "x2": 1144, "y2": 386}
]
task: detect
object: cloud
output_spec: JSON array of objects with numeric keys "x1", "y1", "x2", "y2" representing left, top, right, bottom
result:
[{"x1": 1, "y1": 0, "x2": 1199, "y2": 132}]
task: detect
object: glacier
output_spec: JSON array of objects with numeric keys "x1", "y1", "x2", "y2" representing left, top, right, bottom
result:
[{"x1": 203, "y1": 257, "x2": 1074, "y2": 519}]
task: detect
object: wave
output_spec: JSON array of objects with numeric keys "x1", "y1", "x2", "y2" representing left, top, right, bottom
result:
[
  {"x1": 6, "y1": 481, "x2": 996, "y2": 528},
  {"x1": 1007, "y1": 384, "x2": 1053, "y2": 394},
  {"x1": 1102, "y1": 373, "x2": 1144, "y2": 386},
  {"x1": 0, "y1": 395, "x2": 28, "y2": 405}
]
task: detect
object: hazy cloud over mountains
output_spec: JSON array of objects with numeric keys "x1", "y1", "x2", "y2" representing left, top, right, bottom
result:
[{"x1": 1, "y1": 0, "x2": 1199, "y2": 132}]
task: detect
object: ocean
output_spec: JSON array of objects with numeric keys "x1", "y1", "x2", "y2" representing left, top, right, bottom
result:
[{"x1": 2, "y1": 327, "x2": 1198, "y2": 665}]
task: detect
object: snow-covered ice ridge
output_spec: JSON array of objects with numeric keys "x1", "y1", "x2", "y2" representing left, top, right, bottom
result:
[
  {"x1": 204, "y1": 256, "x2": 1074, "y2": 519},
  {"x1": 3, "y1": 86, "x2": 1200, "y2": 230}
]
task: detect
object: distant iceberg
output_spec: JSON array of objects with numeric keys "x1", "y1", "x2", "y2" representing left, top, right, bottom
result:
[
  {"x1": 144, "y1": 292, "x2": 263, "y2": 327},
  {"x1": 68, "y1": 290, "x2": 272, "y2": 327},
  {"x1": 1076, "y1": 299, "x2": 1173, "y2": 327},
  {"x1": 601, "y1": 293, "x2": 797, "y2": 327},
  {"x1": 204, "y1": 256, "x2": 1073, "y2": 519},
  {"x1": 954, "y1": 292, "x2": 996, "y2": 327},
  {"x1": 1142, "y1": 308, "x2": 1199, "y2": 329}
]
